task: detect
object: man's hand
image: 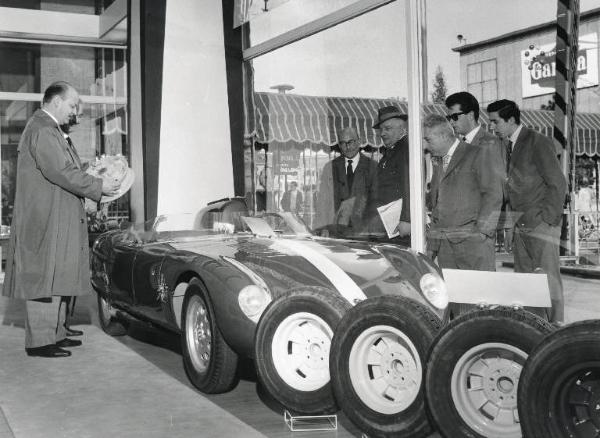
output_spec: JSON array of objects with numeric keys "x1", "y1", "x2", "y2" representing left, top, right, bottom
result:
[
  {"x1": 394, "y1": 221, "x2": 411, "y2": 237},
  {"x1": 102, "y1": 177, "x2": 121, "y2": 196}
]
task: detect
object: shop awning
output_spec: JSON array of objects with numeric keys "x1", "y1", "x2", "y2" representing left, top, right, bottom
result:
[{"x1": 246, "y1": 91, "x2": 600, "y2": 156}]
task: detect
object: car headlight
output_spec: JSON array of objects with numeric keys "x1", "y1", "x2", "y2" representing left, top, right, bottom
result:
[
  {"x1": 419, "y1": 273, "x2": 449, "y2": 310},
  {"x1": 238, "y1": 285, "x2": 271, "y2": 322}
]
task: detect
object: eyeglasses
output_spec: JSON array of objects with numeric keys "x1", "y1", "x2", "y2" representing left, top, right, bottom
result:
[
  {"x1": 445, "y1": 111, "x2": 467, "y2": 121},
  {"x1": 339, "y1": 140, "x2": 356, "y2": 146}
]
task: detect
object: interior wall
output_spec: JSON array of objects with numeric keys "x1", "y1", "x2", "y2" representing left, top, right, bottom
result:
[{"x1": 156, "y1": 0, "x2": 234, "y2": 215}]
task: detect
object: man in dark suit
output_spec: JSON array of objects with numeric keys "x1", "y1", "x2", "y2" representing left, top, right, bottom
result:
[
  {"x1": 280, "y1": 181, "x2": 303, "y2": 214},
  {"x1": 315, "y1": 127, "x2": 378, "y2": 237},
  {"x1": 487, "y1": 99, "x2": 567, "y2": 324},
  {"x1": 373, "y1": 106, "x2": 411, "y2": 245},
  {"x1": 445, "y1": 92, "x2": 509, "y2": 249},
  {"x1": 424, "y1": 114, "x2": 503, "y2": 271}
]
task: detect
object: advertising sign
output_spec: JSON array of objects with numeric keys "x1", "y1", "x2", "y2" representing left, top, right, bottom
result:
[
  {"x1": 278, "y1": 151, "x2": 300, "y2": 176},
  {"x1": 521, "y1": 33, "x2": 598, "y2": 98}
]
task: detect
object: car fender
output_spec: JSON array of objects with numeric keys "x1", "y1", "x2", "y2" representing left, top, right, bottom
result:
[{"x1": 162, "y1": 253, "x2": 258, "y2": 358}]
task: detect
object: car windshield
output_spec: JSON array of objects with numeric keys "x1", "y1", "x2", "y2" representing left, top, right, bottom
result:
[{"x1": 115, "y1": 198, "x2": 312, "y2": 244}]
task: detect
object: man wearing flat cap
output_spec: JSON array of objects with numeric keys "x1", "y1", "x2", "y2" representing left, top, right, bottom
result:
[{"x1": 373, "y1": 105, "x2": 411, "y2": 245}]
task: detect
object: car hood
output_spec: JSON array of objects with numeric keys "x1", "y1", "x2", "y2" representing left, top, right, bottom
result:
[{"x1": 167, "y1": 234, "x2": 437, "y2": 306}]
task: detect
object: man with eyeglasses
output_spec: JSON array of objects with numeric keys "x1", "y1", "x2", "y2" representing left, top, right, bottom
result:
[
  {"x1": 373, "y1": 105, "x2": 411, "y2": 245},
  {"x1": 315, "y1": 127, "x2": 378, "y2": 237},
  {"x1": 486, "y1": 99, "x2": 567, "y2": 325}
]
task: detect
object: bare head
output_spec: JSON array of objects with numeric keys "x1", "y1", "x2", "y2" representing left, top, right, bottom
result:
[
  {"x1": 338, "y1": 127, "x2": 361, "y2": 159},
  {"x1": 42, "y1": 81, "x2": 79, "y2": 125},
  {"x1": 423, "y1": 114, "x2": 456, "y2": 157}
]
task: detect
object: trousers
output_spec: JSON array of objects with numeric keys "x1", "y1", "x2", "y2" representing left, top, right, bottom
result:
[
  {"x1": 25, "y1": 296, "x2": 68, "y2": 348},
  {"x1": 513, "y1": 222, "x2": 564, "y2": 323}
]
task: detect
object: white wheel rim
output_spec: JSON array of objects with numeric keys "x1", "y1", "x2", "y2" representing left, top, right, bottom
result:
[
  {"x1": 348, "y1": 325, "x2": 422, "y2": 415},
  {"x1": 271, "y1": 312, "x2": 333, "y2": 392},
  {"x1": 185, "y1": 295, "x2": 212, "y2": 373},
  {"x1": 451, "y1": 342, "x2": 527, "y2": 438}
]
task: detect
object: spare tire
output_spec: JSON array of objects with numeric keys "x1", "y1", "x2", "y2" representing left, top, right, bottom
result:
[
  {"x1": 329, "y1": 295, "x2": 441, "y2": 438},
  {"x1": 254, "y1": 287, "x2": 351, "y2": 414},
  {"x1": 425, "y1": 308, "x2": 554, "y2": 438},
  {"x1": 518, "y1": 320, "x2": 600, "y2": 438}
]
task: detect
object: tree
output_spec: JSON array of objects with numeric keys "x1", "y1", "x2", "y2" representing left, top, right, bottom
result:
[{"x1": 431, "y1": 66, "x2": 448, "y2": 104}]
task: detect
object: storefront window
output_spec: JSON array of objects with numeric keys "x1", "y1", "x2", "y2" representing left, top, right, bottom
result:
[
  {"x1": 244, "y1": 1, "x2": 418, "y2": 243},
  {"x1": 0, "y1": 41, "x2": 128, "y2": 227}
]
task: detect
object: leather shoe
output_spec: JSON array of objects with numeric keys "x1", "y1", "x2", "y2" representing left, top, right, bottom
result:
[
  {"x1": 26, "y1": 345, "x2": 72, "y2": 358},
  {"x1": 56, "y1": 338, "x2": 82, "y2": 348},
  {"x1": 65, "y1": 325, "x2": 83, "y2": 337}
]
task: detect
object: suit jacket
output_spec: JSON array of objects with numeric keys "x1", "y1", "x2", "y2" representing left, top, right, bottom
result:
[
  {"x1": 281, "y1": 189, "x2": 303, "y2": 213},
  {"x1": 428, "y1": 140, "x2": 504, "y2": 244},
  {"x1": 377, "y1": 136, "x2": 410, "y2": 222},
  {"x1": 507, "y1": 126, "x2": 567, "y2": 229},
  {"x1": 316, "y1": 153, "x2": 378, "y2": 232},
  {"x1": 3, "y1": 109, "x2": 103, "y2": 300},
  {"x1": 470, "y1": 127, "x2": 509, "y2": 228}
]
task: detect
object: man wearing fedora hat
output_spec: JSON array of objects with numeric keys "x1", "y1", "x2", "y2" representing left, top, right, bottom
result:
[{"x1": 373, "y1": 105, "x2": 411, "y2": 245}]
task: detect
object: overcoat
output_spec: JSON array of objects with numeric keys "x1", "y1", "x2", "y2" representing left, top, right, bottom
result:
[
  {"x1": 376, "y1": 136, "x2": 410, "y2": 222},
  {"x1": 315, "y1": 153, "x2": 378, "y2": 232},
  {"x1": 3, "y1": 110, "x2": 103, "y2": 300}
]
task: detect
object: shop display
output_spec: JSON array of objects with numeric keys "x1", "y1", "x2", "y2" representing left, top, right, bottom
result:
[
  {"x1": 425, "y1": 308, "x2": 554, "y2": 438},
  {"x1": 518, "y1": 320, "x2": 600, "y2": 438},
  {"x1": 90, "y1": 197, "x2": 447, "y2": 415}
]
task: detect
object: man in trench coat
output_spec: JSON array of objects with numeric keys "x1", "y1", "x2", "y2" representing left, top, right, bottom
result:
[{"x1": 3, "y1": 81, "x2": 120, "y2": 358}]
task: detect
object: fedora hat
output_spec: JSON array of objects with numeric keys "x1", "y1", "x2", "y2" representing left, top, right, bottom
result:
[{"x1": 373, "y1": 105, "x2": 407, "y2": 129}]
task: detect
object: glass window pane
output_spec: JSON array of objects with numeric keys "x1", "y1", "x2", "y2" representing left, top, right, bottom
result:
[
  {"x1": 482, "y1": 80, "x2": 497, "y2": 104},
  {"x1": 0, "y1": 0, "x2": 106, "y2": 14},
  {"x1": 0, "y1": 42, "x2": 126, "y2": 96},
  {"x1": 249, "y1": 0, "x2": 366, "y2": 46},
  {"x1": 482, "y1": 59, "x2": 497, "y2": 81},
  {"x1": 246, "y1": 1, "x2": 415, "y2": 245},
  {"x1": 467, "y1": 63, "x2": 481, "y2": 84},
  {"x1": 467, "y1": 83, "x2": 483, "y2": 103}
]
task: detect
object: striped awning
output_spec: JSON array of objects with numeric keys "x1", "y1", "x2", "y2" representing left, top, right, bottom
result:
[{"x1": 246, "y1": 91, "x2": 600, "y2": 156}]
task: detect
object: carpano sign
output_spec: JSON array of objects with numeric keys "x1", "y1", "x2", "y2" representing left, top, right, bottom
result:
[{"x1": 521, "y1": 33, "x2": 598, "y2": 98}]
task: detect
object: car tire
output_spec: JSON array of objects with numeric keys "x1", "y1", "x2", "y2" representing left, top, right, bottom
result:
[
  {"x1": 97, "y1": 294, "x2": 127, "y2": 336},
  {"x1": 518, "y1": 320, "x2": 600, "y2": 438},
  {"x1": 181, "y1": 278, "x2": 239, "y2": 394},
  {"x1": 329, "y1": 295, "x2": 441, "y2": 438},
  {"x1": 254, "y1": 287, "x2": 351, "y2": 414},
  {"x1": 425, "y1": 308, "x2": 554, "y2": 438}
]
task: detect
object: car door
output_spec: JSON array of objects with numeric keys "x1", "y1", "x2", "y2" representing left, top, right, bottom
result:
[
  {"x1": 131, "y1": 240, "x2": 173, "y2": 323},
  {"x1": 110, "y1": 239, "x2": 139, "y2": 305}
]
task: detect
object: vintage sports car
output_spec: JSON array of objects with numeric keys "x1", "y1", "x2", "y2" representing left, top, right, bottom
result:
[
  {"x1": 517, "y1": 320, "x2": 600, "y2": 438},
  {"x1": 90, "y1": 198, "x2": 447, "y2": 428}
]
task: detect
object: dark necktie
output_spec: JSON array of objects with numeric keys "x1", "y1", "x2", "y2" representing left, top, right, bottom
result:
[
  {"x1": 506, "y1": 140, "x2": 513, "y2": 173},
  {"x1": 347, "y1": 159, "x2": 354, "y2": 191},
  {"x1": 65, "y1": 136, "x2": 80, "y2": 168}
]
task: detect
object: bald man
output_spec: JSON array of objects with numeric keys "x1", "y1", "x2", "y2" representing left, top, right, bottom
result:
[{"x1": 315, "y1": 127, "x2": 378, "y2": 237}]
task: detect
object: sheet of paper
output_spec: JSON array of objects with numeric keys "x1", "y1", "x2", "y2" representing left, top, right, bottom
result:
[{"x1": 377, "y1": 198, "x2": 403, "y2": 239}]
